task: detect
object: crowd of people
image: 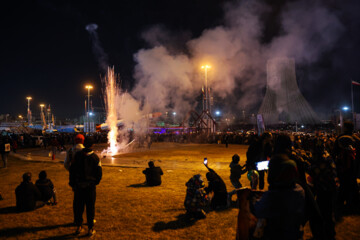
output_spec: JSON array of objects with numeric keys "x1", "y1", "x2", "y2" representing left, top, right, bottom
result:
[
  {"x1": 183, "y1": 121, "x2": 360, "y2": 239},
  {"x1": 4, "y1": 121, "x2": 360, "y2": 239}
]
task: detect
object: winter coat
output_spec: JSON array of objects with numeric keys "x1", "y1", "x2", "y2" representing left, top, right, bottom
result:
[
  {"x1": 15, "y1": 182, "x2": 41, "y2": 211},
  {"x1": 143, "y1": 166, "x2": 163, "y2": 186},
  {"x1": 69, "y1": 148, "x2": 102, "y2": 189}
]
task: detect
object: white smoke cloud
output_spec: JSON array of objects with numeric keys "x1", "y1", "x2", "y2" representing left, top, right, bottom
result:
[
  {"x1": 132, "y1": 46, "x2": 197, "y2": 115},
  {"x1": 86, "y1": 23, "x2": 109, "y2": 73},
  {"x1": 266, "y1": 1, "x2": 344, "y2": 63},
  {"x1": 130, "y1": 0, "x2": 344, "y2": 117}
]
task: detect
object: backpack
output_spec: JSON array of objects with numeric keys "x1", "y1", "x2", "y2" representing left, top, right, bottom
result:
[
  {"x1": 336, "y1": 135, "x2": 356, "y2": 174},
  {"x1": 64, "y1": 147, "x2": 74, "y2": 171}
]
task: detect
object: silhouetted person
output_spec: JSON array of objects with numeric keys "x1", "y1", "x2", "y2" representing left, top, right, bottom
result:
[
  {"x1": 254, "y1": 154, "x2": 305, "y2": 239},
  {"x1": 333, "y1": 121, "x2": 360, "y2": 217},
  {"x1": 184, "y1": 174, "x2": 209, "y2": 219},
  {"x1": 70, "y1": 136, "x2": 102, "y2": 236},
  {"x1": 309, "y1": 140, "x2": 338, "y2": 240},
  {"x1": 204, "y1": 163, "x2": 228, "y2": 209},
  {"x1": 35, "y1": 170, "x2": 57, "y2": 205},
  {"x1": 224, "y1": 134, "x2": 229, "y2": 148},
  {"x1": 15, "y1": 172, "x2": 43, "y2": 212},
  {"x1": 228, "y1": 154, "x2": 247, "y2": 202},
  {"x1": 143, "y1": 161, "x2": 163, "y2": 186},
  {"x1": 0, "y1": 136, "x2": 11, "y2": 168}
]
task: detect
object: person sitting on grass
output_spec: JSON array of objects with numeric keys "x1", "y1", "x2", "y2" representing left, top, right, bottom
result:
[
  {"x1": 204, "y1": 161, "x2": 228, "y2": 210},
  {"x1": 15, "y1": 172, "x2": 44, "y2": 212},
  {"x1": 35, "y1": 170, "x2": 57, "y2": 205},
  {"x1": 142, "y1": 161, "x2": 163, "y2": 186},
  {"x1": 184, "y1": 174, "x2": 209, "y2": 219}
]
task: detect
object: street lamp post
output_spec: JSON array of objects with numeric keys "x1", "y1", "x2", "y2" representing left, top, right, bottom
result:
[
  {"x1": 85, "y1": 85, "x2": 93, "y2": 133},
  {"x1": 26, "y1": 97, "x2": 32, "y2": 125},
  {"x1": 201, "y1": 65, "x2": 211, "y2": 113},
  {"x1": 40, "y1": 104, "x2": 45, "y2": 129},
  {"x1": 336, "y1": 106, "x2": 350, "y2": 133}
]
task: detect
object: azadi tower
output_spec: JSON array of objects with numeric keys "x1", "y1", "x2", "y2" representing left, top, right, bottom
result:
[{"x1": 258, "y1": 57, "x2": 320, "y2": 125}]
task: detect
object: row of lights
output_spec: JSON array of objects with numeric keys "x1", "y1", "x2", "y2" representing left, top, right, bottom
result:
[{"x1": 22, "y1": 84, "x2": 95, "y2": 123}]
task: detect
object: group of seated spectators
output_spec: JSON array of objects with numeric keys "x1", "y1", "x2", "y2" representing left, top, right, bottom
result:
[{"x1": 15, "y1": 171, "x2": 57, "y2": 212}]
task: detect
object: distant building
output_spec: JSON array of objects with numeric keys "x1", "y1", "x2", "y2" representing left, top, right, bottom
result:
[{"x1": 258, "y1": 57, "x2": 319, "y2": 125}]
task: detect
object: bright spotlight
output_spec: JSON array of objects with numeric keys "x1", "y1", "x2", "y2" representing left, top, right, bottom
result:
[
  {"x1": 342, "y1": 106, "x2": 349, "y2": 111},
  {"x1": 201, "y1": 65, "x2": 211, "y2": 69},
  {"x1": 173, "y1": 112, "x2": 176, "y2": 116},
  {"x1": 89, "y1": 112, "x2": 94, "y2": 116},
  {"x1": 215, "y1": 111, "x2": 220, "y2": 116},
  {"x1": 301, "y1": 125, "x2": 305, "y2": 129}
]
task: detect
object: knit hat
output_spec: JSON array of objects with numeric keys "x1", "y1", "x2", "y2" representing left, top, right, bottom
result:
[{"x1": 74, "y1": 134, "x2": 85, "y2": 144}]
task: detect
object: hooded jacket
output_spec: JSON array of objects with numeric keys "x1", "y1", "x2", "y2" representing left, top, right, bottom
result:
[{"x1": 69, "y1": 148, "x2": 102, "y2": 188}]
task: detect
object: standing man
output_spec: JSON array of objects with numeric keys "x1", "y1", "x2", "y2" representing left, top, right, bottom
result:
[
  {"x1": 333, "y1": 121, "x2": 360, "y2": 217},
  {"x1": 1, "y1": 136, "x2": 11, "y2": 168},
  {"x1": 69, "y1": 136, "x2": 102, "y2": 236}
]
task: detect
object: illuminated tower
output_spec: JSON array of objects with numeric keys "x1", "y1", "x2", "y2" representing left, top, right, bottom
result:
[{"x1": 258, "y1": 57, "x2": 319, "y2": 125}]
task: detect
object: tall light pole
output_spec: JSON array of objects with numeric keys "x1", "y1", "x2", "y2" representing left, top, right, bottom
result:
[
  {"x1": 201, "y1": 65, "x2": 211, "y2": 113},
  {"x1": 85, "y1": 85, "x2": 93, "y2": 133},
  {"x1": 336, "y1": 106, "x2": 350, "y2": 133},
  {"x1": 40, "y1": 104, "x2": 46, "y2": 129},
  {"x1": 26, "y1": 97, "x2": 32, "y2": 125}
]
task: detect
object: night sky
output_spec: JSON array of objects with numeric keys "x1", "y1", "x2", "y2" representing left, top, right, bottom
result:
[{"x1": 1, "y1": 0, "x2": 360, "y2": 120}]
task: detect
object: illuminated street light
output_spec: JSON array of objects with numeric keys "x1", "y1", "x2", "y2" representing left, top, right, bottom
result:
[
  {"x1": 215, "y1": 111, "x2": 220, "y2": 116},
  {"x1": 85, "y1": 85, "x2": 94, "y2": 133},
  {"x1": 201, "y1": 65, "x2": 211, "y2": 112},
  {"x1": 40, "y1": 104, "x2": 46, "y2": 129},
  {"x1": 26, "y1": 96, "x2": 32, "y2": 125},
  {"x1": 336, "y1": 106, "x2": 350, "y2": 133}
]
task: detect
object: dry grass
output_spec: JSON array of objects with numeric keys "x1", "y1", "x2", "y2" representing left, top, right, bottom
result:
[{"x1": 0, "y1": 143, "x2": 359, "y2": 239}]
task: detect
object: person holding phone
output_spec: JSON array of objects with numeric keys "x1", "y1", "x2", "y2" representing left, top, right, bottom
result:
[{"x1": 204, "y1": 158, "x2": 228, "y2": 209}]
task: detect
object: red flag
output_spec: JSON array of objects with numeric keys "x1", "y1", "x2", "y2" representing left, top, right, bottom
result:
[{"x1": 352, "y1": 80, "x2": 360, "y2": 86}]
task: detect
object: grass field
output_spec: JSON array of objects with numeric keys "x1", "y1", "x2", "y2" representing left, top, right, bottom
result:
[{"x1": 0, "y1": 143, "x2": 359, "y2": 239}]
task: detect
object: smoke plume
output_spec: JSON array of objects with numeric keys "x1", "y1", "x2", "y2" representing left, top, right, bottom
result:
[
  {"x1": 86, "y1": 23, "x2": 109, "y2": 73},
  {"x1": 131, "y1": 0, "x2": 344, "y2": 116}
]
